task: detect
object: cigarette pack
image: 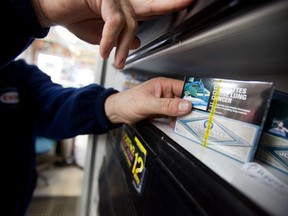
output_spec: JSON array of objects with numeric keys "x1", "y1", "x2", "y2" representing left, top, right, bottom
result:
[
  {"x1": 256, "y1": 90, "x2": 288, "y2": 174},
  {"x1": 174, "y1": 77, "x2": 274, "y2": 162}
]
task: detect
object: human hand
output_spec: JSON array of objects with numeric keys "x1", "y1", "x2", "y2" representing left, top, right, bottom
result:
[
  {"x1": 104, "y1": 77, "x2": 192, "y2": 126},
  {"x1": 31, "y1": 0, "x2": 193, "y2": 69}
]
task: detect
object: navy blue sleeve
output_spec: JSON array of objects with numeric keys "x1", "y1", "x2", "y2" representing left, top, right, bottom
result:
[
  {"x1": 0, "y1": 0, "x2": 49, "y2": 69},
  {"x1": 10, "y1": 60, "x2": 122, "y2": 139}
]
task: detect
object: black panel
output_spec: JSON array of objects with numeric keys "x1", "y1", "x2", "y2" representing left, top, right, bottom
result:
[
  {"x1": 98, "y1": 129, "x2": 137, "y2": 216},
  {"x1": 99, "y1": 121, "x2": 271, "y2": 216}
]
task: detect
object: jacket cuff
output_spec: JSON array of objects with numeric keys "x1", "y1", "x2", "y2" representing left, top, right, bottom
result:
[{"x1": 94, "y1": 88, "x2": 123, "y2": 133}]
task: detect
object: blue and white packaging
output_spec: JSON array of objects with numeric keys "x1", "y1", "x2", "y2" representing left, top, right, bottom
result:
[
  {"x1": 174, "y1": 77, "x2": 274, "y2": 163},
  {"x1": 256, "y1": 90, "x2": 288, "y2": 174}
]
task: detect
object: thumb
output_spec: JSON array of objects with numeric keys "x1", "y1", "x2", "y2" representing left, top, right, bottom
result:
[{"x1": 154, "y1": 98, "x2": 192, "y2": 117}]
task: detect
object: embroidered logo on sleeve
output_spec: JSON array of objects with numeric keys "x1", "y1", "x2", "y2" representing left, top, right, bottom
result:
[{"x1": 0, "y1": 89, "x2": 19, "y2": 104}]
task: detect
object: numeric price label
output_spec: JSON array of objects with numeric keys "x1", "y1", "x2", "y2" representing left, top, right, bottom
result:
[{"x1": 120, "y1": 131, "x2": 147, "y2": 194}]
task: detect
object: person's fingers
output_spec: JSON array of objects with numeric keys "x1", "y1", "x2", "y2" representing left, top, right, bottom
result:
[
  {"x1": 100, "y1": 0, "x2": 126, "y2": 59},
  {"x1": 105, "y1": 78, "x2": 192, "y2": 124},
  {"x1": 130, "y1": 0, "x2": 193, "y2": 19},
  {"x1": 113, "y1": 0, "x2": 139, "y2": 69},
  {"x1": 169, "y1": 117, "x2": 176, "y2": 128},
  {"x1": 147, "y1": 77, "x2": 184, "y2": 98},
  {"x1": 148, "y1": 97, "x2": 192, "y2": 117},
  {"x1": 162, "y1": 79, "x2": 185, "y2": 98},
  {"x1": 105, "y1": 0, "x2": 192, "y2": 68},
  {"x1": 114, "y1": 34, "x2": 140, "y2": 69},
  {"x1": 138, "y1": 78, "x2": 192, "y2": 118}
]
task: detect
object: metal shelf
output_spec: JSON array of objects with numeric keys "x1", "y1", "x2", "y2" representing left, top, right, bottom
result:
[
  {"x1": 124, "y1": 1, "x2": 288, "y2": 92},
  {"x1": 151, "y1": 119, "x2": 288, "y2": 216}
]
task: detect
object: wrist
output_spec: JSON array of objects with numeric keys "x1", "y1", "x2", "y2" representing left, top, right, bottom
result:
[
  {"x1": 31, "y1": 0, "x2": 54, "y2": 27},
  {"x1": 105, "y1": 92, "x2": 122, "y2": 124}
]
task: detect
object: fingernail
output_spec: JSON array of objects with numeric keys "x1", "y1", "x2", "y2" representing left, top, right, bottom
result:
[
  {"x1": 178, "y1": 101, "x2": 189, "y2": 111},
  {"x1": 117, "y1": 59, "x2": 125, "y2": 69},
  {"x1": 102, "y1": 51, "x2": 109, "y2": 59}
]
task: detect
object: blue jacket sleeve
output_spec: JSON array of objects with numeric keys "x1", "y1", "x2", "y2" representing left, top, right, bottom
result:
[
  {"x1": 0, "y1": 0, "x2": 49, "y2": 69},
  {"x1": 9, "y1": 60, "x2": 122, "y2": 140}
]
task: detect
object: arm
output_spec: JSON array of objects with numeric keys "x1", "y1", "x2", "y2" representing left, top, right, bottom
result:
[
  {"x1": 9, "y1": 60, "x2": 191, "y2": 139},
  {"x1": 0, "y1": 0, "x2": 49, "y2": 69},
  {"x1": 9, "y1": 60, "x2": 120, "y2": 139},
  {"x1": 0, "y1": 0, "x2": 193, "y2": 69}
]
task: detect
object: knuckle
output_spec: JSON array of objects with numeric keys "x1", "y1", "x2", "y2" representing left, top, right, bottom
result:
[
  {"x1": 126, "y1": 19, "x2": 138, "y2": 33},
  {"x1": 110, "y1": 13, "x2": 125, "y2": 26},
  {"x1": 162, "y1": 99, "x2": 177, "y2": 114}
]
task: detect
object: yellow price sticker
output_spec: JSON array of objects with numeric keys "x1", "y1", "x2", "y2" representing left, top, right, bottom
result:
[{"x1": 120, "y1": 131, "x2": 147, "y2": 193}]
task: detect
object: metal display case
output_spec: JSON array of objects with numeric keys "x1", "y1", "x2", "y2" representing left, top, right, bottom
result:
[{"x1": 82, "y1": 1, "x2": 288, "y2": 216}]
